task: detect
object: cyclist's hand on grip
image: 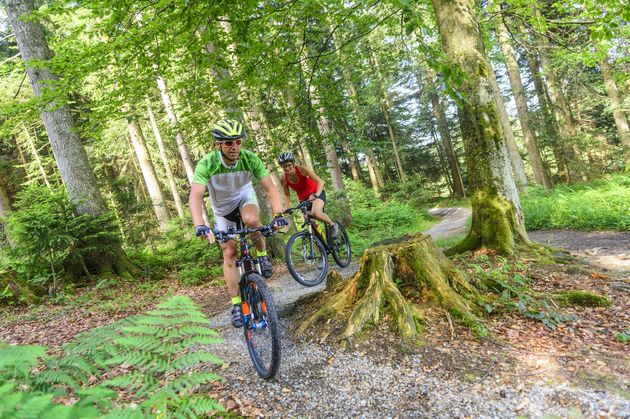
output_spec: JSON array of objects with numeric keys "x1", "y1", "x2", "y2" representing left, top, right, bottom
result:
[
  {"x1": 272, "y1": 214, "x2": 289, "y2": 230},
  {"x1": 195, "y1": 225, "x2": 215, "y2": 243}
]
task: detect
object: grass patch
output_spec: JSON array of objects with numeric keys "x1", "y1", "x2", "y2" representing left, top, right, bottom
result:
[{"x1": 521, "y1": 174, "x2": 630, "y2": 231}]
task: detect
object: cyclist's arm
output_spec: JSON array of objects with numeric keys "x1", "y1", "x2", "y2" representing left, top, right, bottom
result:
[
  {"x1": 280, "y1": 176, "x2": 291, "y2": 206},
  {"x1": 189, "y1": 183, "x2": 207, "y2": 226},
  {"x1": 261, "y1": 175, "x2": 284, "y2": 214},
  {"x1": 299, "y1": 165, "x2": 325, "y2": 196}
]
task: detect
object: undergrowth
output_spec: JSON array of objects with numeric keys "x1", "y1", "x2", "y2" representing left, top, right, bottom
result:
[
  {"x1": 521, "y1": 174, "x2": 630, "y2": 231},
  {"x1": 129, "y1": 217, "x2": 223, "y2": 285},
  {"x1": 456, "y1": 253, "x2": 576, "y2": 330},
  {"x1": 0, "y1": 296, "x2": 224, "y2": 417},
  {"x1": 327, "y1": 180, "x2": 438, "y2": 254}
]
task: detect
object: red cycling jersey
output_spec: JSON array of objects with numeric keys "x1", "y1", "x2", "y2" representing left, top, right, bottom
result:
[{"x1": 285, "y1": 166, "x2": 318, "y2": 201}]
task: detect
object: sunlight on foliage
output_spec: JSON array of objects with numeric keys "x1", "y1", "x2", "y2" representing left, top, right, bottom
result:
[
  {"x1": 0, "y1": 296, "x2": 224, "y2": 417},
  {"x1": 522, "y1": 175, "x2": 630, "y2": 231}
]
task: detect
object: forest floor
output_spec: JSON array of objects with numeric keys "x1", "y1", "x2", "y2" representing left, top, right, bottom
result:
[{"x1": 1, "y1": 208, "x2": 628, "y2": 417}]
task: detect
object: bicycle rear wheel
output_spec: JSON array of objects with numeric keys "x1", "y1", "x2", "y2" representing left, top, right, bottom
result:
[
  {"x1": 331, "y1": 222, "x2": 352, "y2": 268},
  {"x1": 242, "y1": 273, "x2": 281, "y2": 380},
  {"x1": 285, "y1": 231, "x2": 328, "y2": 286}
]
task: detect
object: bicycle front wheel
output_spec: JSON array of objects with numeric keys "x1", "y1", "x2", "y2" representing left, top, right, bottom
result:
[
  {"x1": 285, "y1": 231, "x2": 328, "y2": 286},
  {"x1": 242, "y1": 273, "x2": 281, "y2": 380},
  {"x1": 331, "y1": 221, "x2": 352, "y2": 268}
]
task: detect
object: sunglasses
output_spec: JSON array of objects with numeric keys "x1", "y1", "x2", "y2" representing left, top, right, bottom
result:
[{"x1": 217, "y1": 139, "x2": 242, "y2": 147}]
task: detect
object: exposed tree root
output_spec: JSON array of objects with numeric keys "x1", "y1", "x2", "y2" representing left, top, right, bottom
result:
[{"x1": 295, "y1": 234, "x2": 485, "y2": 344}]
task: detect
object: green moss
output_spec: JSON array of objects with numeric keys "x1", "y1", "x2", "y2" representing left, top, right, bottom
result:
[
  {"x1": 448, "y1": 307, "x2": 488, "y2": 337},
  {"x1": 446, "y1": 190, "x2": 521, "y2": 255},
  {"x1": 548, "y1": 290, "x2": 611, "y2": 308},
  {"x1": 0, "y1": 271, "x2": 42, "y2": 305}
]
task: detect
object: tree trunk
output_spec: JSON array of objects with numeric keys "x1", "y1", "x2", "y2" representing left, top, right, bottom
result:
[
  {"x1": 365, "y1": 152, "x2": 381, "y2": 198},
  {"x1": 126, "y1": 117, "x2": 170, "y2": 231},
  {"x1": 488, "y1": 68, "x2": 529, "y2": 189},
  {"x1": 431, "y1": 0, "x2": 530, "y2": 255},
  {"x1": 0, "y1": 182, "x2": 11, "y2": 218},
  {"x1": 341, "y1": 138, "x2": 362, "y2": 181},
  {"x1": 0, "y1": 180, "x2": 13, "y2": 248},
  {"x1": 430, "y1": 120, "x2": 455, "y2": 195},
  {"x1": 525, "y1": 49, "x2": 569, "y2": 182},
  {"x1": 330, "y1": 30, "x2": 363, "y2": 183},
  {"x1": 536, "y1": 34, "x2": 588, "y2": 181},
  {"x1": 295, "y1": 234, "x2": 483, "y2": 344},
  {"x1": 425, "y1": 71, "x2": 466, "y2": 197},
  {"x1": 370, "y1": 48, "x2": 407, "y2": 182},
  {"x1": 6, "y1": 0, "x2": 106, "y2": 216},
  {"x1": 340, "y1": 55, "x2": 379, "y2": 192},
  {"x1": 372, "y1": 150, "x2": 385, "y2": 188},
  {"x1": 286, "y1": 87, "x2": 315, "y2": 170},
  {"x1": 495, "y1": 16, "x2": 550, "y2": 187},
  {"x1": 597, "y1": 44, "x2": 630, "y2": 148},
  {"x1": 124, "y1": 131, "x2": 150, "y2": 203},
  {"x1": 146, "y1": 99, "x2": 185, "y2": 218},
  {"x1": 22, "y1": 125, "x2": 51, "y2": 189},
  {"x1": 155, "y1": 77, "x2": 196, "y2": 183}
]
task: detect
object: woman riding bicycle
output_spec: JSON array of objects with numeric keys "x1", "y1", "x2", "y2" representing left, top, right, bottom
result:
[{"x1": 278, "y1": 152, "x2": 338, "y2": 238}]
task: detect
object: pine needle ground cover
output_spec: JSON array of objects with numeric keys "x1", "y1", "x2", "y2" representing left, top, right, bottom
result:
[
  {"x1": 522, "y1": 174, "x2": 630, "y2": 231},
  {"x1": 0, "y1": 296, "x2": 224, "y2": 417}
]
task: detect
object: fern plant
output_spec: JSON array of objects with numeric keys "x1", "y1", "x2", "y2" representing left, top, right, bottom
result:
[{"x1": 0, "y1": 296, "x2": 225, "y2": 417}]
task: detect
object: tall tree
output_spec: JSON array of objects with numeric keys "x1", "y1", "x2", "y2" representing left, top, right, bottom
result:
[
  {"x1": 424, "y1": 69, "x2": 466, "y2": 197},
  {"x1": 155, "y1": 77, "x2": 196, "y2": 183},
  {"x1": 596, "y1": 43, "x2": 630, "y2": 148},
  {"x1": 146, "y1": 99, "x2": 186, "y2": 218},
  {"x1": 524, "y1": 48, "x2": 569, "y2": 182},
  {"x1": 21, "y1": 125, "x2": 52, "y2": 189},
  {"x1": 535, "y1": 32, "x2": 588, "y2": 181},
  {"x1": 125, "y1": 114, "x2": 171, "y2": 231},
  {"x1": 430, "y1": 0, "x2": 530, "y2": 254},
  {"x1": 6, "y1": 0, "x2": 106, "y2": 216},
  {"x1": 494, "y1": 7, "x2": 550, "y2": 187},
  {"x1": 369, "y1": 45, "x2": 407, "y2": 182},
  {"x1": 488, "y1": 68, "x2": 529, "y2": 188}
]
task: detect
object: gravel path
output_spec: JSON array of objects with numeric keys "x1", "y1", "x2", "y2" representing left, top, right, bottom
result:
[
  {"x1": 202, "y1": 208, "x2": 630, "y2": 417},
  {"x1": 206, "y1": 327, "x2": 629, "y2": 417},
  {"x1": 425, "y1": 207, "x2": 471, "y2": 239}
]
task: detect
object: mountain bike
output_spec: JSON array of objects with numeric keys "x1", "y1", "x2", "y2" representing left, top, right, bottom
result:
[
  {"x1": 213, "y1": 221, "x2": 281, "y2": 380},
  {"x1": 282, "y1": 200, "x2": 351, "y2": 287}
]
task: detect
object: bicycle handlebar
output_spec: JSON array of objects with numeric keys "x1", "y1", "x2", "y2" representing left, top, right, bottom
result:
[
  {"x1": 282, "y1": 200, "x2": 311, "y2": 215},
  {"x1": 212, "y1": 223, "x2": 278, "y2": 243}
]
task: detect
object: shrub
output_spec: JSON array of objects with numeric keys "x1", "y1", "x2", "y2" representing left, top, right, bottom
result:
[{"x1": 2, "y1": 185, "x2": 122, "y2": 294}]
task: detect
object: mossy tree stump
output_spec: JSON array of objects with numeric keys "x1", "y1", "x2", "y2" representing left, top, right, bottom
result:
[{"x1": 295, "y1": 234, "x2": 484, "y2": 344}]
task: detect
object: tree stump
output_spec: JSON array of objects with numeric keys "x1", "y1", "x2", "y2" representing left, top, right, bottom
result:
[{"x1": 295, "y1": 233, "x2": 484, "y2": 344}]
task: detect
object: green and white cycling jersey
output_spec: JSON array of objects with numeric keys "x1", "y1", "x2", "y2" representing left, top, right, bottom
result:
[{"x1": 192, "y1": 149, "x2": 269, "y2": 216}]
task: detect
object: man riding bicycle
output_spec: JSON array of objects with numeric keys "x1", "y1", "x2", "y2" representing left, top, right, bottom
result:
[
  {"x1": 278, "y1": 151, "x2": 338, "y2": 238},
  {"x1": 189, "y1": 119, "x2": 288, "y2": 328}
]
